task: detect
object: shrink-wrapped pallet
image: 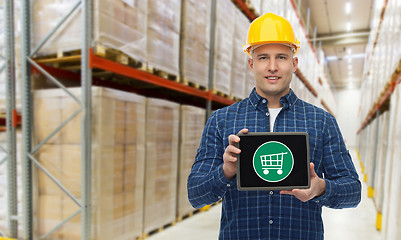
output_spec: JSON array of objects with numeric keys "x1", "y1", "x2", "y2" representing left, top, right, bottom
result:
[
  {"x1": 0, "y1": 1, "x2": 4, "y2": 106},
  {"x1": 144, "y1": 98, "x2": 179, "y2": 233},
  {"x1": 213, "y1": 0, "x2": 235, "y2": 95},
  {"x1": 246, "y1": 0, "x2": 261, "y2": 15},
  {"x1": 231, "y1": 8, "x2": 250, "y2": 99},
  {"x1": 33, "y1": 87, "x2": 146, "y2": 240},
  {"x1": 373, "y1": 111, "x2": 390, "y2": 214},
  {"x1": 245, "y1": 64, "x2": 255, "y2": 97},
  {"x1": 177, "y1": 105, "x2": 205, "y2": 219},
  {"x1": 382, "y1": 84, "x2": 401, "y2": 239},
  {"x1": 32, "y1": 0, "x2": 147, "y2": 62},
  {"x1": 147, "y1": 0, "x2": 181, "y2": 76},
  {"x1": 180, "y1": 0, "x2": 211, "y2": 88}
]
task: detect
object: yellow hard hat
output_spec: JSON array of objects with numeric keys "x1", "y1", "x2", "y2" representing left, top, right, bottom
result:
[{"x1": 243, "y1": 13, "x2": 300, "y2": 57}]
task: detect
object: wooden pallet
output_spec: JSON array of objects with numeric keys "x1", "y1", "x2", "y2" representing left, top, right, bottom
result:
[
  {"x1": 244, "y1": 0, "x2": 258, "y2": 16},
  {"x1": 139, "y1": 221, "x2": 177, "y2": 239},
  {"x1": 34, "y1": 45, "x2": 147, "y2": 72},
  {"x1": 176, "y1": 208, "x2": 200, "y2": 222},
  {"x1": 212, "y1": 89, "x2": 230, "y2": 99},
  {"x1": 94, "y1": 45, "x2": 147, "y2": 71},
  {"x1": 181, "y1": 78, "x2": 208, "y2": 91},
  {"x1": 146, "y1": 65, "x2": 180, "y2": 82},
  {"x1": 34, "y1": 49, "x2": 82, "y2": 69}
]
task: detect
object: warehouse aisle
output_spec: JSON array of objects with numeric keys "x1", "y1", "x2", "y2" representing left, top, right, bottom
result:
[
  {"x1": 322, "y1": 149, "x2": 381, "y2": 240},
  {"x1": 147, "y1": 149, "x2": 381, "y2": 240}
]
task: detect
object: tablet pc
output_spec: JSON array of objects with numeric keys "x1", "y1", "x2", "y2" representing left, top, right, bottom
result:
[{"x1": 236, "y1": 132, "x2": 310, "y2": 191}]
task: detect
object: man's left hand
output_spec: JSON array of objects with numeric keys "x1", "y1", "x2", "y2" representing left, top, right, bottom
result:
[{"x1": 280, "y1": 162, "x2": 326, "y2": 202}]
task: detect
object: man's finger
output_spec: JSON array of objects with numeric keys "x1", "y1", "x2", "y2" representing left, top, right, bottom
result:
[
  {"x1": 310, "y1": 162, "x2": 317, "y2": 178},
  {"x1": 280, "y1": 190, "x2": 295, "y2": 195},
  {"x1": 226, "y1": 145, "x2": 241, "y2": 155},
  {"x1": 238, "y1": 128, "x2": 249, "y2": 134},
  {"x1": 228, "y1": 134, "x2": 240, "y2": 145}
]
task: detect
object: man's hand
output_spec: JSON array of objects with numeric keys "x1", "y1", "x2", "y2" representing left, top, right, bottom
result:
[
  {"x1": 222, "y1": 128, "x2": 248, "y2": 180},
  {"x1": 280, "y1": 162, "x2": 326, "y2": 202}
]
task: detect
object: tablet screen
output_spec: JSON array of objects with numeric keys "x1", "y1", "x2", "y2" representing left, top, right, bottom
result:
[{"x1": 236, "y1": 132, "x2": 310, "y2": 190}]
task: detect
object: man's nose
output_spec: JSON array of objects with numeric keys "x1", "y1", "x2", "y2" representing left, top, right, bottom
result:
[{"x1": 267, "y1": 59, "x2": 278, "y2": 72}]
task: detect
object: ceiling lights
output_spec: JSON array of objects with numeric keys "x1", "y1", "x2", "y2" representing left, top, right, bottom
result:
[
  {"x1": 345, "y1": 2, "x2": 352, "y2": 32},
  {"x1": 346, "y1": 22, "x2": 352, "y2": 32},
  {"x1": 345, "y1": 2, "x2": 352, "y2": 15}
]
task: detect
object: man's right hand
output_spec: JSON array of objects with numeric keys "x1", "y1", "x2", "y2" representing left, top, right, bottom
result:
[{"x1": 222, "y1": 128, "x2": 248, "y2": 180}]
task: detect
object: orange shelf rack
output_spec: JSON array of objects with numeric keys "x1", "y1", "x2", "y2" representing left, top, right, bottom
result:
[
  {"x1": 0, "y1": 110, "x2": 22, "y2": 131},
  {"x1": 357, "y1": 72, "x2": 401, "y2": 134},
  {"x1": 232, "y1": 0, "x2": 257, "y2": 21},
  {"x1": 32, "y1": 49, "x2": 237, "y2": 110}
]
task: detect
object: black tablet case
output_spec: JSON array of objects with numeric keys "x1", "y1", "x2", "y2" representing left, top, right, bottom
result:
[{"x1": 236, "y1": 132, "x2": 310, "y2": 190}]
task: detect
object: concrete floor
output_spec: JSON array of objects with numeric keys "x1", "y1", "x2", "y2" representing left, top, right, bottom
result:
[{"x1": 147, "y1": 149, "x2": 381, "y2": 240}]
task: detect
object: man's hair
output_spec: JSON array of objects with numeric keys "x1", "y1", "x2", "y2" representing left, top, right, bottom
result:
[{"x1": 249, "y1": 44, "x2": 296, "y2": 59}]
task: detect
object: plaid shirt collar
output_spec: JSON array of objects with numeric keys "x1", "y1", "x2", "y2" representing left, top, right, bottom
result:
[{"x1": 248, "y1": 87, "x2": 299, "y2": 111}]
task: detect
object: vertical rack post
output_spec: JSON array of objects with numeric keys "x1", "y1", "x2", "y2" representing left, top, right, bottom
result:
[
  {"x1": 4, "y1": 0, "x2": 18, "y2": 237},
  {"x1": 370, "y1": 109, "x2": 381, "y2": 196},
  {"x1": 20, "y1": 0, "x2": 33, "y2": 238},
  {"x1": 81, "y1": 0, "x2": 93, "y2": 239},
  {"x1": 206, "y1": 0, "x2": 217, "y2": 120}
]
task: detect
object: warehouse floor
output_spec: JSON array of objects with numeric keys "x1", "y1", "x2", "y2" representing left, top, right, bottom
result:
[{"x1": 147, "y1": 149, "x2": 381, "y2": 240}]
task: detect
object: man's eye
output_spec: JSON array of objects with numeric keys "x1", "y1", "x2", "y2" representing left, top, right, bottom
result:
[
  {"x1": 259, "y1": 56, "x2": 267, "y2": 60},
  {"x1": 278, "y1": 56, "x2": 286, "y2": 60}
]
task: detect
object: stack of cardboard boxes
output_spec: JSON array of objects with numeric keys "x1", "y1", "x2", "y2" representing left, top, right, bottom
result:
[{"x1": 34, "y1": 87, "x2": 146, "y2": 239}]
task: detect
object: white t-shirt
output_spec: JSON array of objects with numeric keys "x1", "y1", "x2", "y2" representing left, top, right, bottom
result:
[{"x1": 269, "y1": 108, "x2": 282, "y2": 132}]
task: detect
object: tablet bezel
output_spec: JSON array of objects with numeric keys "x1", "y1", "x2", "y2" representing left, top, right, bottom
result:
[{"x1": 236, "y1": 132, "x2": 310, "y2": 191}]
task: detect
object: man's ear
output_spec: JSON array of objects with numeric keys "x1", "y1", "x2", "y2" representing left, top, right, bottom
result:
[
  {"x1": 248, "y1": 58, "x2": 254, "y2": 72},
  {"x1": 292, "y1": 57, "x2": 298, "y2": 72}
]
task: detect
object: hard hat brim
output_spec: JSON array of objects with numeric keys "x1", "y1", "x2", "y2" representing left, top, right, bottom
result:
[{"x1": 243, "y1": 41, "x2": 300, "y2": 58}]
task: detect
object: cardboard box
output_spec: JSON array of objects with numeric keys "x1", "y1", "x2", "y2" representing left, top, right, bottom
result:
[
  {"x1": 177, "y1": 105, "x2": 205, "y2": 217},
  {"x1": 180, "y1": 0, "x2": 211, "y2": 88},
  {"x1": 147, "y1": 0, "x2": 181, "y2": 76},
  {"x1": 144, "y1": 98, "x2": 179, "y2": 233},
  {"x1": 34, "y1": 87, "x2": 146, "y2": 239},
  {"x1": 32, "y1": 0, "x2": 148, "y2": 62}
]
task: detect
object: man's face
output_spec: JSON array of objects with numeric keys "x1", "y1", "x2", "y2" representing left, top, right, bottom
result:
[{"x1": 248, "y1": 44, "x2": 298, "y2": 100}]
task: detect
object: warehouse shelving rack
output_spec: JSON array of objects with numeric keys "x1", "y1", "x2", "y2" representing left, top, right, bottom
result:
[
  {"x1": 1, "y1": 0, "x2": 19, "y2": 238},
  {"x1": 18, "y1": 0, "x2": 237, "y2": 239},
  {"x1": 355, "y1": 0, "x2": 401, "y2": 232},
  {"x1": 20, "y1": 0, "x2": 93, "y2": 239},
  {"x1": 4, "y1": 0, "x2": 335, "y2": 239},
  {"x1": 356, "y1": 0, "x2": 392, "y2": 134}
]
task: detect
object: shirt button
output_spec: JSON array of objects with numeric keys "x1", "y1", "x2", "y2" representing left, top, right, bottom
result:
[
  {"x1": 269, "y1": 220, "x2": 273, "y2": 224},
  {"x1": 270, "y1": 191, "x2": 273, "y2": 195},
  {"x1": 265, "y1": 112, "x2": 269, "y2": 117},
  {"x1": 227, "y1": 184, "x2": 231, "y2": 187},
  {"x1": 262, "y1": 99, "x2": 266, "y2": 103}
]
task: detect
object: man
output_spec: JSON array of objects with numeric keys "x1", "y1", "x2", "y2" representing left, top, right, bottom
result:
[{"x1": 187, "y1": 13, "x2": 361, "y2": 239}]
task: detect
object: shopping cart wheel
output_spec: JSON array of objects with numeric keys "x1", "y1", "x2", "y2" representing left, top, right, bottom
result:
[
  {"x1": 277, "y1": 170, "x2": 283, "y2": 175},
  {"x1": 263, "y1": 169, "x2": 269, "y2": 175}
]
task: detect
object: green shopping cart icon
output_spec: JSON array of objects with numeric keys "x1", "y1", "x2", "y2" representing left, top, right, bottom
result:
[{"x1": 253, "y1": 141, "x2": 294, "y2": 182}]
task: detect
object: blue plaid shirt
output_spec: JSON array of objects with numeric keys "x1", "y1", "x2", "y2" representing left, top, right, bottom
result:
[{"x1": 188, "y1": 88, "x2": 361, "y2": 240}]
